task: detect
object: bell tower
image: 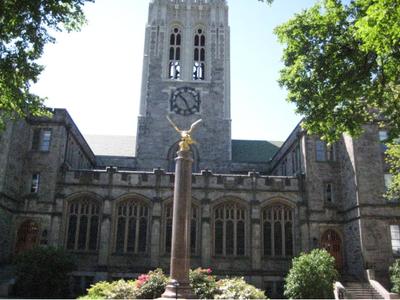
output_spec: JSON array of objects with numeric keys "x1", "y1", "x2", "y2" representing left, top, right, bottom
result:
[{"x1": 136, "y1": 0, "x2": 231, "y2": 173}]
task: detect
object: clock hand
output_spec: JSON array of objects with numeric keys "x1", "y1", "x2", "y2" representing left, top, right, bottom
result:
[{"x1": 177, "y1": 94, "x2": 191, "y2": 110}]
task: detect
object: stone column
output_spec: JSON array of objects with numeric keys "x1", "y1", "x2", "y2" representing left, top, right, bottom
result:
[
  {"x1": 98, "y1": 199, "x2": 111, "y2": 266},
  {"x1": 251, "y1": 202, "x2": 261, "y2": 270},
  {"x1": 162, "y1": 150, "x2": 195, "y2": 299}
]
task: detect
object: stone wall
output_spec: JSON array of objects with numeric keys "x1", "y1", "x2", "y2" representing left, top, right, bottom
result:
[{"x1": 0, "y1": 206, "x2": 13, "y2": 263}]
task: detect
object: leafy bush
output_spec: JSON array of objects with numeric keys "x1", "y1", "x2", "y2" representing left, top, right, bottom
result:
[
  {"x1": 13, "y1": 246, "x2": 76, "y2": 298},
  {"x1": 78, "y1": 281, "x2": 115, "y2": 299},
  {"x1": 390, "y1": 259, "x2": 400, "y2": 293},
  {"x1": 284, "y1": 249, "x2": 338, "y2": 299},
  {"x1": 215, "y1": 277, "x2": 267, "y2": 299},
  {"x1": 134, "y1": 268, "x2": 169, "y2": 299},
  {"x1": 189, "y1": 268, "x2": 219, "y2": 299},
  {"x1": 79, "y1": 280, "x2": 137, "y2": 300},
  {"x1": 80, "y1": 268, "x2": 266, "y2": 299}
]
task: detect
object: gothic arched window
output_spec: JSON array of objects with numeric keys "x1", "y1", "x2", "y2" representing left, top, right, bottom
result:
[
  {"x1": 193, "y1": 28, "x2": 206, "y2": 80},
  {"x1": 66, "y1": 199, "x2": 101, "y2": 251},
  {"x1": 213, "y1": 201, "x2": 246, "y2": 256},
  {"x1": 114, "y1": 199, "x2": 149, "y2": 254},
  {"x1": 163, "y1": 202, "x2": 200, "y2": 255},
  {"x1": 262, "y1": 204, "x2": 294, "y2": 257},
  {"x1": 169, "y1": 27, "x2": 182, "y2": 80}
]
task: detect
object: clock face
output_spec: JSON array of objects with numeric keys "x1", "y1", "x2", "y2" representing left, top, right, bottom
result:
[{"x1": 170, "y1": 87, "x2": 200, "y2": 116}]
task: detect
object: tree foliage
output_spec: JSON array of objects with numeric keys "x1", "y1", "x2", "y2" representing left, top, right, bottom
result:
[
  {"x1": 13, "y1": 246, "x2": 76, "y2": 298},
  {"x1": 0, "y1": 0, "x2": 93, "y2": 128},
  {"x1": 390, "y1": 259, "x2": 400, "y2": 294},
  {"x1": 386, "y1": 143, "x2": 400, "y2": 200},
  {"x1": 284, "y1": 249, "x2": 338, "y2": 299},
  {"x1": 275, "y1": 0, "x2": 400, "y2": 197}
]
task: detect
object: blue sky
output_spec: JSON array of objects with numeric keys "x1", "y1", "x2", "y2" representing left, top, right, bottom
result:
[{"x1": 31, "y1": 0, "x2": 316, "y2": 141}]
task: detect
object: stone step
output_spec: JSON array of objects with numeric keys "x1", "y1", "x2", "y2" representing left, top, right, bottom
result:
[{"x1": 343, "y1": 281, "x2": 383, "y2": 299}]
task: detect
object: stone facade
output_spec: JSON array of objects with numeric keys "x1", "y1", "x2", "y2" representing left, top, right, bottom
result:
[{"x1": 0, "y1": 0, "x2": 398, "y2": 298}]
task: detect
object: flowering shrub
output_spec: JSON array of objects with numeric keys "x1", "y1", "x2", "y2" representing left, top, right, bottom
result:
[
  {"x1": 215, "y1": 277, "x2": 267, "y2": 299},
  {"x1": 80, "y1": 268, "x2": 266, "y2": 299},
  {"x1": 189, "y1": 268, "x2": 219, "y2": 299},
  {"x1": 79, "y1": 280, "x2": 136, "y2": 300},
  {"x1": 134, "y1": 268, "x2": 169, "y2": 299},
  {"x1": 136, "y1": 274, "x2": 150, "y2": 288}
]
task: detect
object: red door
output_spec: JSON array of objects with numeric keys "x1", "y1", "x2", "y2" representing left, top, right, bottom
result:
[
  {"x1": 321, "y1": 229, "x2": 343, "y2": 271},
  {"x1": 15, "y1": 220, "x2": 39, "y2": 255}
]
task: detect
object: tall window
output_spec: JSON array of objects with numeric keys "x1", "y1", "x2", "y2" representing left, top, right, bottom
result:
[
  {"x1": 316, "y1": 140, "x2": 335, "y2": 161},
  {"x1": 30, "y1": 173, "x2": 40, "y2": 193},
  {"x1": 66, "y1": 199, "x2": 100, "y2": 251},
  {"x1": 262, "y1": 204, "x2": 294, "y2": 257},
  {"x1": 115, "y1": 199, "x2": 149, "y2": 254},
  {"x1": 214, "y1": 202, "x2": 246, "y2": 256},
  {"x1": 32, "y1": 128, "x2": 52, "y2": 151},
  {"x1": 390, "y1": 225, "x2": 400, "y2": 255},
  {"x1": 169, "y1": 27, "x2": 182, "y2": 79},
  {"x1": 379, "y1": 130, "x2": 388, "y2": 152},
  {"x1": 385, "y1": 173, "x2": 393, "y2": 191},
  {"x1": 324, "y1": 183, "x2": 334, "y2": 203},
  {"x1": 193, "y1": 28, "x2": 205, "y2": 80},
  {"x1": 164, "y1": 202, "x2": 199, "y2": 254},
  {"x1": 292, "y1": 145, "x2": 301, "y2": 175}
]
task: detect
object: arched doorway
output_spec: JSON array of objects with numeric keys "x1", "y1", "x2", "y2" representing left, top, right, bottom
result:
[
  {"x1": 321, "y1": 229, "x2": 343, "y2": 271},
  {"x1": 15, "y1": 220, "x2": 39, "y2": 255}
]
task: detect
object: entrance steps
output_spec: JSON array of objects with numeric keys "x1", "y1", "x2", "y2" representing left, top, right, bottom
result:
[{"x1": 343, "y1": 281, "x2": 383, "y2": 299}]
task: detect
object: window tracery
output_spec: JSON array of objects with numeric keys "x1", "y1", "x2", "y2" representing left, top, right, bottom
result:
[
  {"x1": 114, "y1": 199, "x2": 149, "y2": 254},
  {"x1": 66, "y1": 199, "x2": 100, "y2": 251},
  {"x1": 262, "y1": 204, "x2": 294, "y2": 257},
  {"x1": 169, "y1": 27, "x2": 182, "y2": 79},
  {"x1": 163, "y1": 202, "x2": 199, "y2": 255},
  {"x1": 213, "y1": 201, "x2": 246, "y2": 256},
  {"x1": 193, "y1": 28, "x2": 206, "y2": 80}
]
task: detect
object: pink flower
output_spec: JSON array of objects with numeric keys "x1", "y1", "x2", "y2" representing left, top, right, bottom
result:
[
  {"x1": 206, "y1": 268, "x2": 212, "y2": 274},
  {"x1": 136, "y1": 274, "x2": 150, "y2": 288}
]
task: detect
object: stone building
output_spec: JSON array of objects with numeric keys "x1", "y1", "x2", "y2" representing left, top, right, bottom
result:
[{"x1": 0, "y1": 0, "x2": 398, "y2": 298}]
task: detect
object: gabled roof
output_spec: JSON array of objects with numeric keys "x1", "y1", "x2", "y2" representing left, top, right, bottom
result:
[
  {"x1": 84, "y1": 135, "x2": 136, "y2": 157},
  {"x1": 231, "y1": 139, "x2": 282, "y2": 163}
]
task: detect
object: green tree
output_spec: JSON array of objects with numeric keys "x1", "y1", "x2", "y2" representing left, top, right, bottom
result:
[
  {"x1": 13, "y1": 246, "x2": 76, "y2": 298},
  {"x1": 0, "y1": 0, "x2": 93, "y2": 128},
  {"x1": 274, "y1": 0, "x2": 400, "y2": 199},
  {"x1": 284, "y1": 249, "x2": 338, "y2": 299},
  {"x1": 390, "y1": 259, "x2": 400, "y2": 294}
]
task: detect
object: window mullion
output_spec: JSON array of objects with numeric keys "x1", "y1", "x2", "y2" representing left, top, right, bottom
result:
[
  {"x1": 135, "y1": 217, "x2": 140, "y2": 253},
  {"x1": 233, "y1": 213, "x2": 237, "y2": 256},
  {"x1": 124, "y1": 216, "x2": 129, "y2": 253},
  {"x1": 86, "y1": 211, "x2": 92, "y2": 251},
  {"x1": 75, "y1": 210, "x2": 81, "y2": 251},
  {"x1": 271, "y1": 220, "x2": 275, "y2": 256},
  {"x1": 282, "y1": 217, "x2": 286, "y2": 257},
  {"x1": 223, "y1": 219, "x2": 226, "y2": 256}
]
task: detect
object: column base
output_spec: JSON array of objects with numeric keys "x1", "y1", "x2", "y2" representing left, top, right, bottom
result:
[{"x1": 160, "y1": 280, "x2": 196, "y2": 299}]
